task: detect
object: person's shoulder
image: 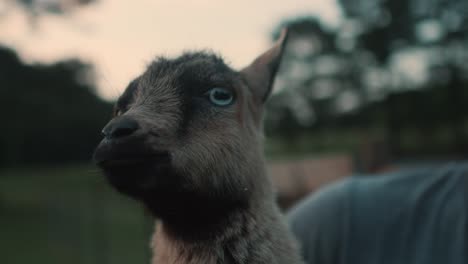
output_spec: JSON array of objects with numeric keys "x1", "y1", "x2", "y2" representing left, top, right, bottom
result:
[
  {"x1": 288, "y1": 162, "x2": 468, "y2": 235},
  {"x1": 288, "y1": 178, "x2": 353, "y2": 225},
  {"x1": 288, "y1": 178, "x2": 355, "y2": 248},
  {"x1": 350, "y1": 162, "x2": 468, "y2": 208},
  {"x1": 287, "y1": 178, "x2": 355, "y2": 264},
  {"x1": 287, "y1": 162, "x2": 468, "y2": 264}
]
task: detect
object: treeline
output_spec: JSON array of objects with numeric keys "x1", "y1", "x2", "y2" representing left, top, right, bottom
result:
[
  {"x1": 265, "y1": 0, "x2": 468, "y2": 158},
  {"x1": 0, "y1": 46, "x2": 113, "y2": 166}
]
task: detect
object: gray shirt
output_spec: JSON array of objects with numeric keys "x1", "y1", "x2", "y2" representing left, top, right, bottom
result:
[{"x1": 288, "y1": 163, "x2": 468, "y2": 264}]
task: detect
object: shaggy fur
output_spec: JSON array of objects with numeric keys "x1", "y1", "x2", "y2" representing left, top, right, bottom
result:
[{"x1": 93, "y1": 30, "x2": 303, "y2": 264}]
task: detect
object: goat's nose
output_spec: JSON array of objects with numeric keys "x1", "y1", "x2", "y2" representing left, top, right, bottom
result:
[{"x1": 102, "y1": 117, "x2": 139, "y2": 140}]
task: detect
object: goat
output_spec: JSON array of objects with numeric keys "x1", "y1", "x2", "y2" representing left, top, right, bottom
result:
[{"x1": 93, "y1": 30, "x2": 303, "y2": 264}]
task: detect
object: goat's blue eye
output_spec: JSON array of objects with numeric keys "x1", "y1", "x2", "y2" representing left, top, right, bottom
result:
[{"x1": 207, "y1": 88, "x2": 234, "y2": 106}]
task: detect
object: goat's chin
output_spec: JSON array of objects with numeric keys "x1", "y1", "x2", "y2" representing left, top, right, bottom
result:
[
  {"x1": 141, "y1": 184, "x2": 250, "y2": 237},
  {"x1": 93, "y1": 136, "x2": 176, "y2": 198},
  {"x1": 97, "y1": 158, "x2": 175, "y2": 198}
]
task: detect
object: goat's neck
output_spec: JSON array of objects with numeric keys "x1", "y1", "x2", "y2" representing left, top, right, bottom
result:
[
  {"x1": 148, "y1": 187, "x2": 299, "y2": 264},
  {"x1": 150, "y1": 160, "x2": 301, "y2": 264},
  {"x1": 152, "y1": 223, "x2": 220, "y2": 264},
  {"x1": 150, "y1": 198, "x2": 290, "y2": 264}
]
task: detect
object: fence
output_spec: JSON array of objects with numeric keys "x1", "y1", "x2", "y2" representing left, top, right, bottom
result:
[{"x1": 0, "y1": 155, "x2": 354, "y2": 264}]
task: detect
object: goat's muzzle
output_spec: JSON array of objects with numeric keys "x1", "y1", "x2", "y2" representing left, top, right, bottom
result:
[{"x1": 93, "y1": 117, "x2": 172, "y2": 197}]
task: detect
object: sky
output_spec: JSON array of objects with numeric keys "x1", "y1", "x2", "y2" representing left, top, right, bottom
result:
[{"x1": 0, "y1": 0, "x2": 342, "y2": 100}]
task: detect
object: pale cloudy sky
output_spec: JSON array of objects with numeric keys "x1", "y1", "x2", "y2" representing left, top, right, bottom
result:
[{"x1": 0, "y1": 0, "x2": 341, "y2": 100}]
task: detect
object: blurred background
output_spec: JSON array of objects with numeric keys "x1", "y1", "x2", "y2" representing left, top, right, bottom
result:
[{"x1": 0, "y1": 0, "x2": 467, "y2": 263}]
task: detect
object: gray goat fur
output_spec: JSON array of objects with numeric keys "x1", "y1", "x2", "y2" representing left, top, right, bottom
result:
[{"x1": 93, "y1": 30, "x2": 304, "y2": 264}]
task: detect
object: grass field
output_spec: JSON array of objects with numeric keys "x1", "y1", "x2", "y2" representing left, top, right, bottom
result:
[{"x1": 0, "y1": 165, "x2": 153, "y2": 264}]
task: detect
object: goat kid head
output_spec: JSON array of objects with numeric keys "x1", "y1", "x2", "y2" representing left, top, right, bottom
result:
[{"x1": 93, "y1": 30, "x2": 288, "y2": 222}]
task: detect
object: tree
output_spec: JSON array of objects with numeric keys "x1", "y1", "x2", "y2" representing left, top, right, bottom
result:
[
  {"x1": 267, "y1": 0, "x2": 468, "y2": 157},
  {"x1": 1, "y1": 0, "x2": 98, "y2": 27},
  {"x1": 266, "y1": 17, "x2": 369, "y2": 135},
  {"x1": 0, "y1": 46, "x2": 112, "y2": 165},
  {"x1": 339, "y1": 0, "x2": 468, "y2": 154}
]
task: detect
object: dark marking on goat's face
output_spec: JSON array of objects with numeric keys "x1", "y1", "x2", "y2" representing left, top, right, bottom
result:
[{"x1": 94, "y1": 30, "x2": 288, "y2": 229}]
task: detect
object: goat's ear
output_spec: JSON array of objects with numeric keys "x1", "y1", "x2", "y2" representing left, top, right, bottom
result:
[{"x1": 241, "y1": 28, "x2": 289, "y2": 103}]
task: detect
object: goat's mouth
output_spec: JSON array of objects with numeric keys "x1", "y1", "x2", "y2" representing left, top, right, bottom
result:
[
  {"x1": 96, "y1": 153, "x2": 170, "y2": 168},
  {"x1": 93, "y1": 139, "x2": 174, "y2": 197},
  {"x1": 93, "y1": 137, "x2": 171, "y2": 168}
]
